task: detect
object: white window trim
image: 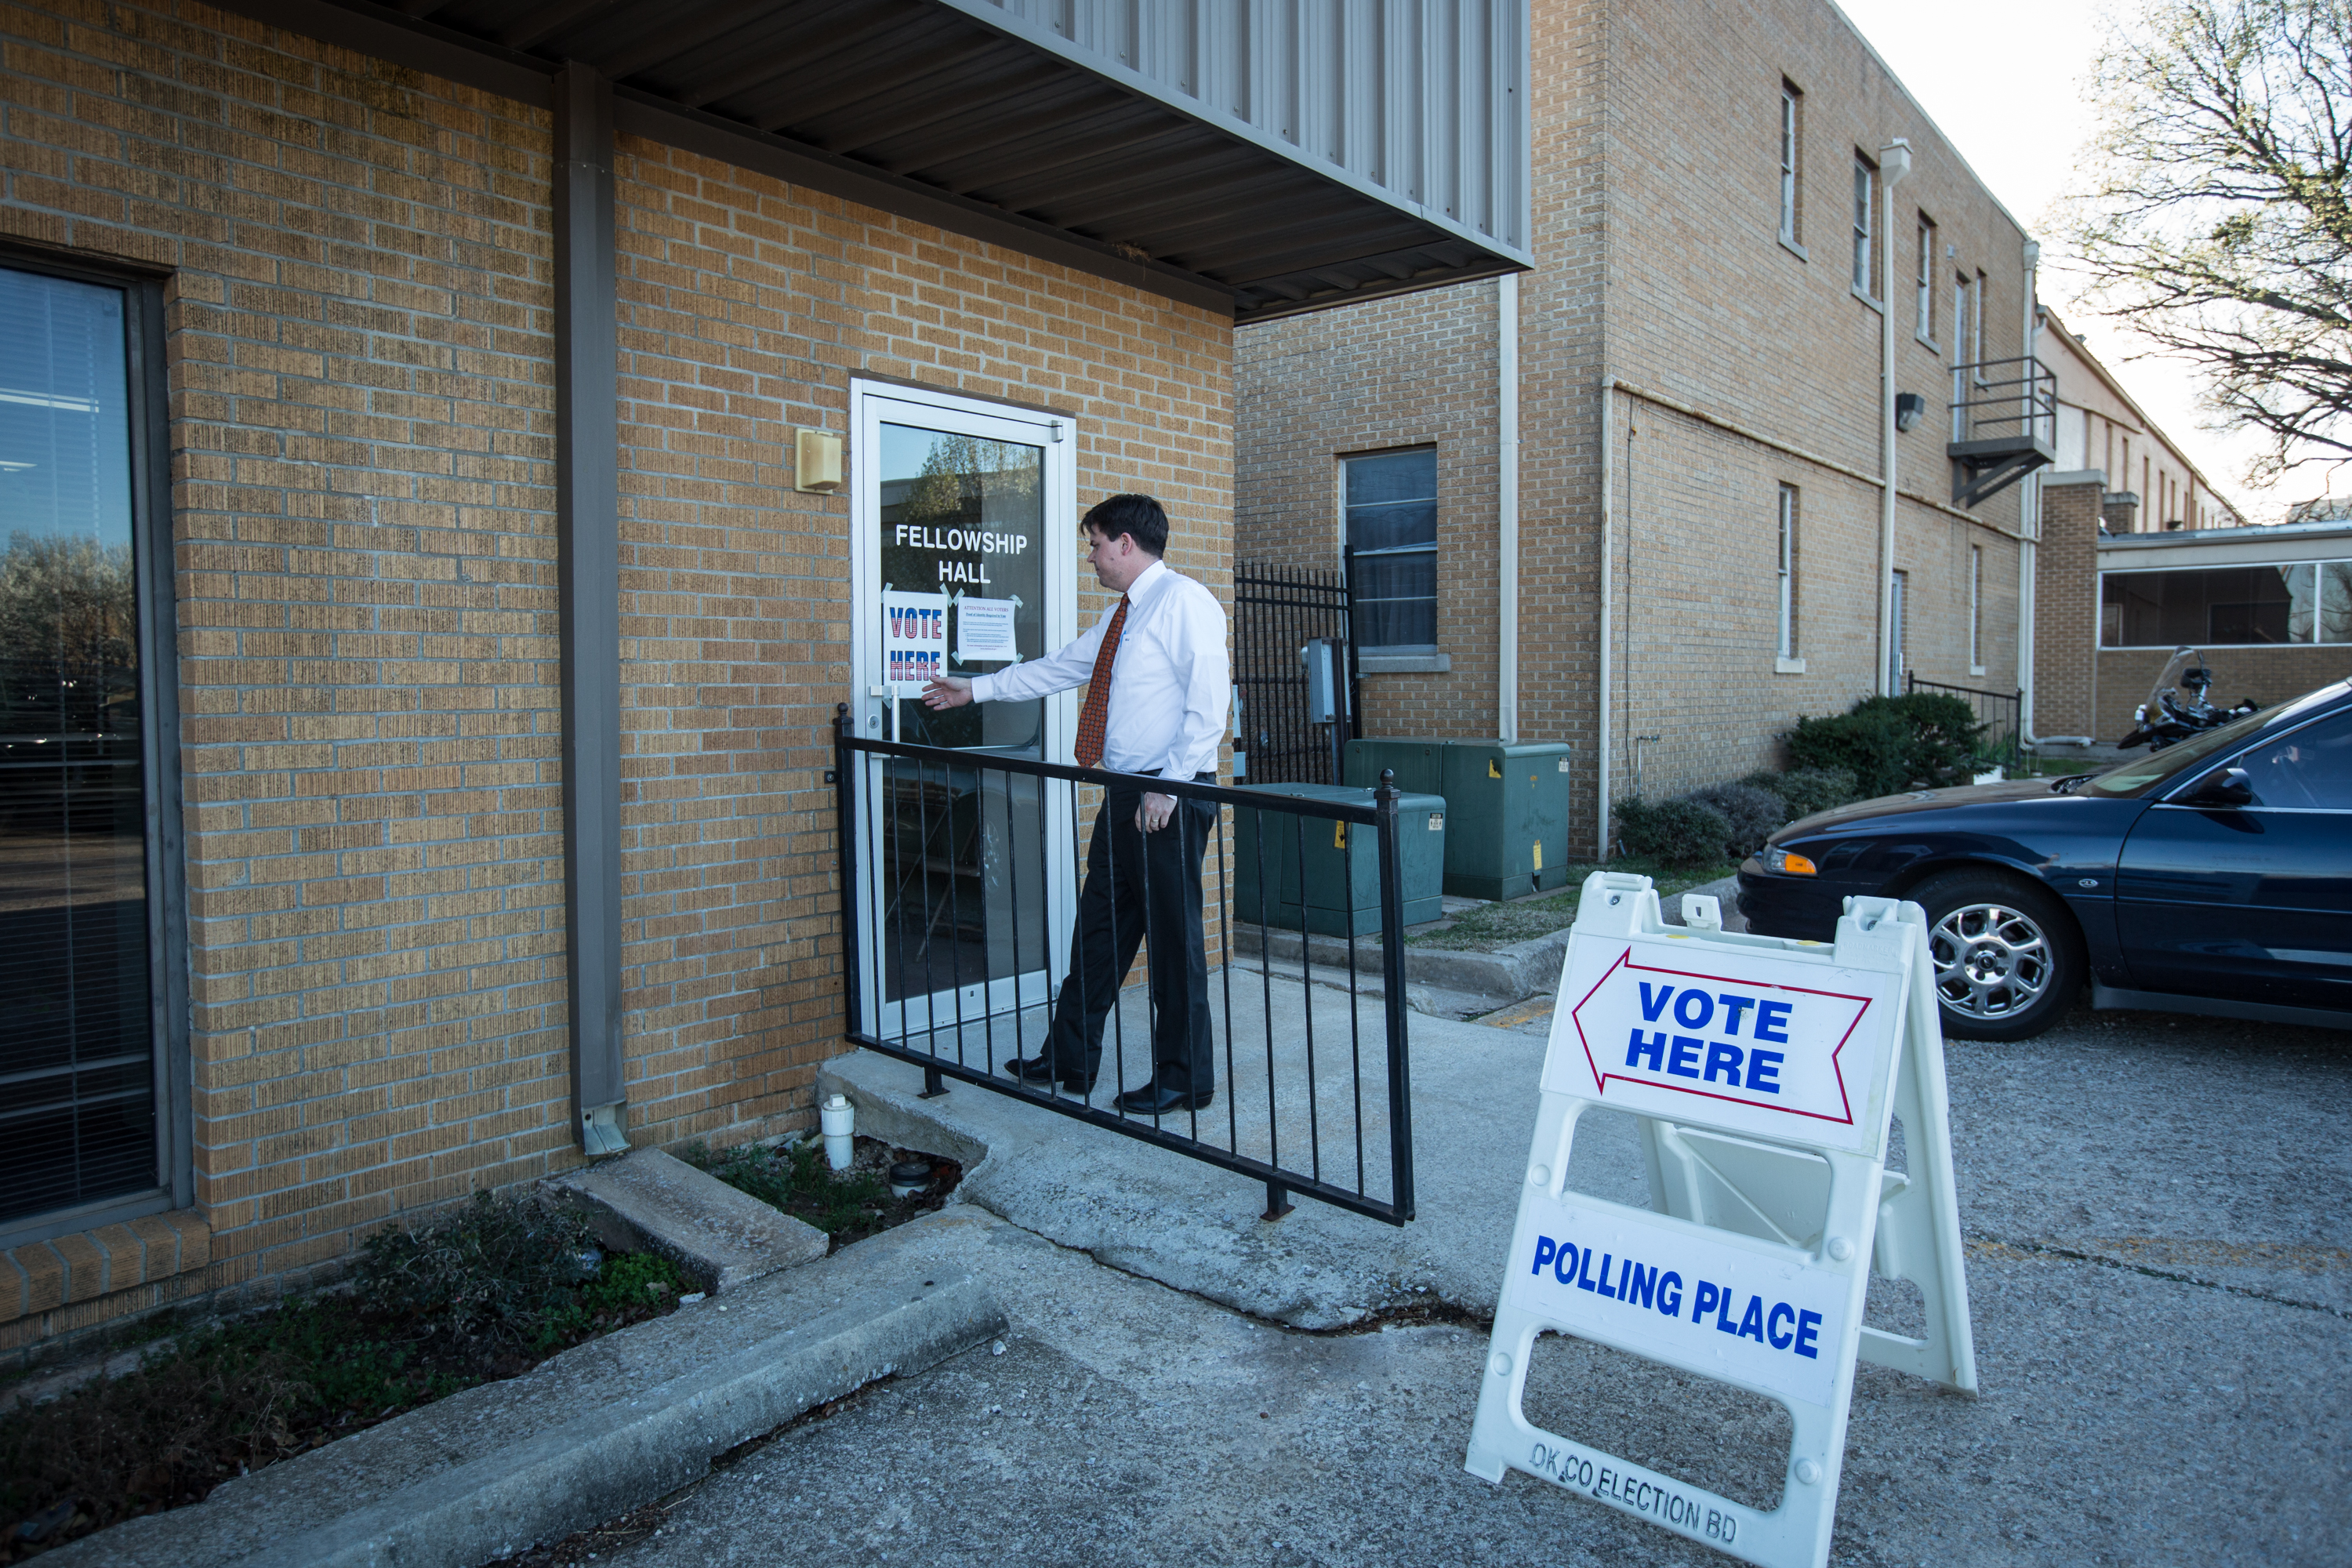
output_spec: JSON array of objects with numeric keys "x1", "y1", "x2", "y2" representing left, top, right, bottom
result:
[
  {"x1": 1779, "y1": 85, "x2": 1801, "y2": 245},
  {"x1": 1915, "y1": 214, "x2": 1936, "y2": 342},
  {"x1": 1776, "y1": 484, "x2": 1798, "y2": 662},
  {"x1": 1851, "y1": 155, "x2": 1877, "y2": 301},
  {"x1": 1968, "y1": 543, "x2": 1985, "y2": 674},
  {"x1": 1969, "y1": 271, "x2": 1987, "y2": 381}
]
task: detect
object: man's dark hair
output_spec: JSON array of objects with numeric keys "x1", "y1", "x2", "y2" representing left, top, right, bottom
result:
[{"x1": 1082, "y1": 493, "x2": 1168, "y2": 557}]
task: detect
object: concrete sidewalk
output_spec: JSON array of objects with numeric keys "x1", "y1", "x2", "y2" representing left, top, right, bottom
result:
[
  {"x1": 647, "y1": 1004, "x2": 2352, "y2": 1568},
  {"x1": 825, "y1": 974, "x2": 1653, "y2": 1330}
]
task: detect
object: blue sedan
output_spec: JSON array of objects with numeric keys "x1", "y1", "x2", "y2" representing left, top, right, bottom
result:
[{"x1": 1737, "y1": 678, "x2": 2352, "y2": 1040}]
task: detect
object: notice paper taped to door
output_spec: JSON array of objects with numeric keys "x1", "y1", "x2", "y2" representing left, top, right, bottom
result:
[{"x1": 954, "y1": 596, "x2": 1018, "y2": 662}]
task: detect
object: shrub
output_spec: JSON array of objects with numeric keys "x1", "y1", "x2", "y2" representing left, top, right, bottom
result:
[
  {"x1": 1740, "y1": 767, "x2": 1860, "y2": 821},
  {"x1": 1614, "y1": 796, "x2": 1733, "y2": 869},
  {"x1": 1684, "y1": 782, "x2": 1785, "y2": 858},
  {"x1": 1855, "y1": 692, "x2": 1987, "y2": 787},
  {"x1": 1784, "y1": 694, "x2": 1990, "y2": 797},
  {"x1": 1783, "y1": 706, "x2": 1915, "y2": 797}
]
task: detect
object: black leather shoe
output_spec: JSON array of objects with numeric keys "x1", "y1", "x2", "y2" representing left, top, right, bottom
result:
[
  {"x1": 1004, "y1": 1056, "x2": 1093, "y2": 1094},
  {"x1": 1112, "y1": 1082, "x2": 1213, "y2": 1116}
]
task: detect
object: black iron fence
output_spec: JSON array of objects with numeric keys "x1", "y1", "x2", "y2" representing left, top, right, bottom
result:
[
  {"x1": 1233, "y1": 562, "x2": 1355, "y2": 785},
  {"x1": 833, "y1": 706, "x2": 1415, "y2": 1225},
  {"x1": 1907, "y1": 673, "x2": 2024, "y2": 768}
]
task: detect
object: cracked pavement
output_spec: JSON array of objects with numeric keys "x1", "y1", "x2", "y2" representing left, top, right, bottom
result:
[{"x1": 549, "y1": 1004, "x2": 2350, "y2": 1568}]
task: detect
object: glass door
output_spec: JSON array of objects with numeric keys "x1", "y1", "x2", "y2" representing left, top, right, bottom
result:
[{"x1": 849, "y1": 383, "x2": 1075, "y2": 1040}]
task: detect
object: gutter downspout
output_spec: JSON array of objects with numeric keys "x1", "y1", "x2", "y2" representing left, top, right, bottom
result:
[
  {"x1": 1876, "y1": 139, "x2": 1911, "y2": 698},
  {"x1": 554, "y1": 64, "x2": 628, "y2": 1157},
  {"x1": 1498, "y1": 275, "x2": 1520, "y2": 744},
  {"x1": 1595, "y1": 376, "x2": 1615, "y2": 860},
  {"x1": 2017, "y1": 240, "x2": 2042, "y2": 742}
]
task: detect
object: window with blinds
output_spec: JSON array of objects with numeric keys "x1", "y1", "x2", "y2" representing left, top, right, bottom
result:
[
  {"x1": 1343, "y1": 448, "x2": 1439, "y2": 650},
  {"x1": 0, "y1": 262, "x2": 165, "y2": 1236}
]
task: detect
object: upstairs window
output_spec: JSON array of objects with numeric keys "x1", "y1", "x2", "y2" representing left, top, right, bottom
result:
[
  {"x1": 1915, "y1": 216, "x2": 1936, "y2": 340},
  {"x1": 1343, "y1": 448, "x2": 1439, "y2": 650},
  {"x1": 1851, "y1": 156, "x2": 1876, "y2": 297},
  {"x1": 1969, "y1": 270, "x2": 1987, "y2": 374},
  {"x1": 1778, "y1": 83, "x2": 1802, "y2": 242}
]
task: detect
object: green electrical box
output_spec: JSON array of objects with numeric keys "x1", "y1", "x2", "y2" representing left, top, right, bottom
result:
[
  {"x1": 1229, "y1": 782, "x2": 1447, "y2": 937},
  {"x1": 1346, "y1": 739, "x2": 1573, "y2": 902}
]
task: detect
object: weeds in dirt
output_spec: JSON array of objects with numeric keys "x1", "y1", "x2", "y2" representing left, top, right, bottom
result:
[
  {"x1": 682, "y1": 1135, "x2": 963, "y2": 1250},
  {"x1": 0, "y1": 1192, "x2": 688, "y2": 1561}
]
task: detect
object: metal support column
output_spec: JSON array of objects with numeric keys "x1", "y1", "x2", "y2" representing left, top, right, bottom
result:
[
  {"x1": 1374, "y1": 770, "x2": 1415, "y2": 1221},
  {"x1": 556, "y1": 62, "x2": 627, "y2": 1156}
]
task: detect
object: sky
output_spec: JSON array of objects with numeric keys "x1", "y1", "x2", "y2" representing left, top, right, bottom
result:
[{"x1": 1831, "y1": 0, "x2": 2304, "y2": 524}]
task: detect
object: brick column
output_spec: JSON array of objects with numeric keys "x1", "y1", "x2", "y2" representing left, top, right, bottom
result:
[{"x1": 2034, "y1": 474, "x2": 2107, "y2": 739}]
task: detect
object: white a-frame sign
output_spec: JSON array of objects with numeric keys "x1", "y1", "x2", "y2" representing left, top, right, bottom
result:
[{"x1": 1465, "y1": 873, "x2": 1976, "y2": 1568}]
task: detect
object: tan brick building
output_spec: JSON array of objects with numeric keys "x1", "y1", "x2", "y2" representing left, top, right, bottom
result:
[
  {"x1": 1237, "y1": 0, "x2": 2049, "y2": 848},
  {"x1": 0, "y1": 0, "x2": 1526, "y2": 1359},
  {"x1": 2036, "y1": 306, "x2": 2244, "y2": 536}
]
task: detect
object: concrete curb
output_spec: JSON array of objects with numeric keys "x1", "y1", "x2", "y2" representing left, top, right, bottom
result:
[
  {"x1": 53, "y1": 1269, "x2": 1005, "y2": 1568},
  {"x1": 1233, "y1": 873, "x2": 1744, "y2": 1016},
  {"x1": 1235, "y1": 924, "x2": 1570, "y2": 1003}
]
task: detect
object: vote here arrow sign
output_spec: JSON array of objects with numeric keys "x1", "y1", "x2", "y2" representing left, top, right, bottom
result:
[{"x1": 1544, "y1": 937, "x2": 1904, "y2": 1156}]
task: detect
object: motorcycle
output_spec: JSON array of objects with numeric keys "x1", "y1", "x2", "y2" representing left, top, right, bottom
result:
[{"x1": 2117, "y1": 645, "x2": 2259, "y2": 750}]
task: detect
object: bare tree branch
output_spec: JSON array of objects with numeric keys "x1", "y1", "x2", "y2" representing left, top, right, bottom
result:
[{"x1": 2056, "y1": 0, "x2": 2352, "y2": 486}]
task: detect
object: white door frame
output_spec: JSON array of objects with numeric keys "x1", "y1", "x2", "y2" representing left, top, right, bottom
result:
[{"x1": 847, "y1": 378, "x2": 1078, "y2": 1041}]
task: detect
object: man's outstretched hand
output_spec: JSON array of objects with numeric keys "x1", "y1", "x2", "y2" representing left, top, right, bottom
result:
[{"x1": 921, "y1": 676, "x2": 973, "y2": 710}]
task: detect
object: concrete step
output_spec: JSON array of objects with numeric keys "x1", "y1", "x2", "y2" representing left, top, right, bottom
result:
[{"x1": 546, "y1": 1146, "x2": 827, "y2": 1294}]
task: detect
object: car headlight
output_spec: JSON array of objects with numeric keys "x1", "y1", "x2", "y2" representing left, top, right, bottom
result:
[{"x1": 1762, "y1": 846, "x2": 1817, "y2": 876}]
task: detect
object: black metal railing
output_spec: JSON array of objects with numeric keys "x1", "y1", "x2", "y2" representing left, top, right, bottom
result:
[
  {"x1": 1233, "y1": 562, "x2": 1355, "y2": 785},
  {"x1": 1948, "y1": 355, "x2": 2058, "y2": 508},
  {"x1": 1907, "y1": 672, "x2": 2024, "y2": 768},
  {"x1": 1948, "y1": 355, "x2": 2057, "y2": 445},
  {"x1": 833, "y1": 706, "x2": 1414, "y2": 1225}
]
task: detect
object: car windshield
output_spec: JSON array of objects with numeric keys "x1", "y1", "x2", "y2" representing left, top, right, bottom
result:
[{"x1": 2077, "y1": 705, "x2": 2278, "y2": 797}]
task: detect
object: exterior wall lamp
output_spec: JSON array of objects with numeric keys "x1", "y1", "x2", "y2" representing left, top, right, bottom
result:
[{"x1": 1895, "y1": 393, "x2": 1926, "y2": 432}]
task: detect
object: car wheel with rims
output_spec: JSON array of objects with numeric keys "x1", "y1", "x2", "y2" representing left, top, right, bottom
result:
[{"x1": 1907, "y1": 869, "x2": 2084, "y2": 1041}]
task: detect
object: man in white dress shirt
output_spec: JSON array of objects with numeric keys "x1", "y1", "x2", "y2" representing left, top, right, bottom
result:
[{"x1": 922, "y1": 494, "x2": 1230, "y2": 1116}]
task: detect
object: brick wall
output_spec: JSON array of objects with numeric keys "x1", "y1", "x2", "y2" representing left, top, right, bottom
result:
[
  {"x1": 2033, "y1": 477, "x2": 2103, "y2": 739},
  {"x1": 0, "y1": 0, "x2": 1230, "y2": 1358},
  {"x1": 1234, "y1": 281, "x2": 1500, "y2": 734}
]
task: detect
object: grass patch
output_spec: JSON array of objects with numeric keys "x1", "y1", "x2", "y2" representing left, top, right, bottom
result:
[
  {"x1": 682, "y1": 1135, "x2": 964, "y2": 1251},
  {"x1": 1408, "y1": 858, "x2": 1744, "y2": 951},
  {"x1": 0, "y1": 1192, "x2": 690, "y2": 1561},
  {"x1": 2008, "y1": 753, "x2": 2105, "y2": 780}
]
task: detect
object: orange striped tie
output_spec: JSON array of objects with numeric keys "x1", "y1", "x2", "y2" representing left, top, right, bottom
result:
[{"x1": 1073, "y1": 596, "x2": 1130, "y2": 767}]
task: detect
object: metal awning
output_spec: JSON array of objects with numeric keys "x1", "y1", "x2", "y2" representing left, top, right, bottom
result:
[{"x1": 225, "y1": 0, "x2": 1531, "y2": 321}]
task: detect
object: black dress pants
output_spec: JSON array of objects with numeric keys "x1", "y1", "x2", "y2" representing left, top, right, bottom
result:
[{"x1": 1044, "y1": 771, "x2": 1217, "y2": 1093}]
